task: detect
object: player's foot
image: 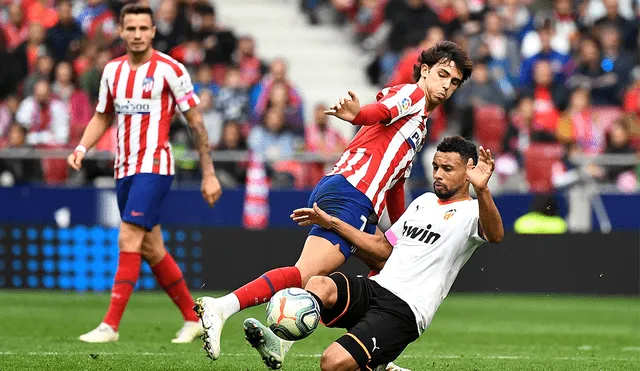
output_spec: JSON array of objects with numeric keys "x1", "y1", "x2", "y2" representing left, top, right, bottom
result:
[
  {"x1": 171, "y1": 320, "x2": 204, "y2": 343},
  {"x1": 194, "y1": 297, "x2": 225, "y2": 360},
  {"x1": 376, "y1": 362, "x2": 411, "y2": 371},
  {"x1": 78, "y1": 323, "x2": 119, "y2": 343},
  {"x1": 243, "y1": 318, "x2": 293, "y2": 370}
]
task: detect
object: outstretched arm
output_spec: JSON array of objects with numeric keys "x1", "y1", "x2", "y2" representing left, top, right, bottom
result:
[
  {"x1": 291, "y1": 203, "x2": 393, "y2": 269},
  {"x1": 324, "y1": 90, "x2": 392, "y2": 126}
]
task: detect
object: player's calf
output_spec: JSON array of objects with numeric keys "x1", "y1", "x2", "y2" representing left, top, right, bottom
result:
[{"x1": 320, "y1": 342, "x2": 358, "y2": 371}]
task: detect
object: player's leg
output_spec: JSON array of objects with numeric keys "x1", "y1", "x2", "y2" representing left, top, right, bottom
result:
[
  {"x1": 141, "y1": 225, "x2": 203, "y2": 343},
  {"x1": 243, "y1": 272, "x2": 368, "y2": 370},
  {"x1": 79, "y1": 175, "x2": 146, "y2": 342},
  {"x1": 326, "y1": 280, "x2": 420, "y2": 371}
]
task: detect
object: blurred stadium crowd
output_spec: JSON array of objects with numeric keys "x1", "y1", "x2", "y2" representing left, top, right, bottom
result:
[{"x1": 0, "y1": 0, "x2": 639, "y2": 194}]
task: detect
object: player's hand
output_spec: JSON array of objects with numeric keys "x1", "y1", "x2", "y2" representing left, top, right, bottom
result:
[
  {"x1": 324, "y1": 90, "x2": 360, "y2": 122},
  {"x1": 67, "y1": 149, "x2": 85, "y2": 171},
  {"x1": 201, "y1": 174, "x2": 222, "y2": 207},
  {"x1": 466, "y1": 146, "x2": 495, "y2": 192},
  {"x1": 290, "y1": 202, "x2": 332, "y2": 229}
]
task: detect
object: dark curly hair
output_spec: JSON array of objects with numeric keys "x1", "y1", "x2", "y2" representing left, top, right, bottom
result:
[
  {"x1": 412, "y1": 41, "x2": 473, "y2": 84},
  {"x1": 436, "y1": 136, "x2": 478, "y2": 166}
]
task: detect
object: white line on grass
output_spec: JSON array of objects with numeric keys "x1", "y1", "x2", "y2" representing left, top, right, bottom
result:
[{"x1": 0, "y1": 352, "x2": 636, "y2": 362}]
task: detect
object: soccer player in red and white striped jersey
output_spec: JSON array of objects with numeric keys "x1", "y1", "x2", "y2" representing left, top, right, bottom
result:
[
  {"x1": 195, "y1": 41, "x2": 473, "y2": 367},
  {"x1": 68, "y1": 4, "x2": 222, "y2": 344}
]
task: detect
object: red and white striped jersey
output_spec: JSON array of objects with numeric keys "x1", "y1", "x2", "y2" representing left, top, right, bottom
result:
[
  {"x1": 96, "y1": 50, "x2": 200, "y2": 179},
  {"x1": 328, "y1": 83, "x2": 428, "y2": 218}
]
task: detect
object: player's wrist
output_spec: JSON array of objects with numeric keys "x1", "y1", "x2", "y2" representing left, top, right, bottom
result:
[{"x1": 74, "y1": 145, "x2": 87, "y2": 155}]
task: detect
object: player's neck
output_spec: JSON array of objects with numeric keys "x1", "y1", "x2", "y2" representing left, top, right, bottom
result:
[
  {"x1": 127, "y1": 48, "x2": 155, "y2": 69},
  {"x1": 438, "y1": 191, "x2": 472, "y2": 204}
]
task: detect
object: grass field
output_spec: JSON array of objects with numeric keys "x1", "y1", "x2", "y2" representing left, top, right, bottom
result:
[{"x1": 0, "y1": 291, "x2": 638, "y2": 371}]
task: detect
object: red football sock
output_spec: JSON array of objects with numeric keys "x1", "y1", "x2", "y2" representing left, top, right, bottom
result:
[
  {"x1": 233, "y1": 266, "x2": 302, "y2": 310},
  {"x1": 103, "y1": 252, "x2": 141, "y2": 331},
  {"x1": 151, "y1": 253, "x2": 198, "y2": 322}
]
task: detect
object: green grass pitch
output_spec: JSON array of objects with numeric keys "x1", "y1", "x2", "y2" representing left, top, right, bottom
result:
[{"x1": 0, "y1": 291, "x2": 637, "y2": 370}]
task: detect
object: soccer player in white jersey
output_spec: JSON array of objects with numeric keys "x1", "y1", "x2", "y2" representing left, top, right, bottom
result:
[
  {"x1": 248, "y1": 136, "x2": 504, "y2": 370},
  {"x1": 67, "y1": 4, "x2": 222, "y2": 343},
  {"x1": 195, "y1": 41, "x2": 473, "y2": 366}
]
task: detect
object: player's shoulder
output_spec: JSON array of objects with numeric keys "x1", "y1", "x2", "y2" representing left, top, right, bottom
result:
[
  {"x1": 154, "y1": 51, "x2": 188, "y2": 74},
  {"x1": 102, "y1": 55, "x2": 127, "y2": 75}
]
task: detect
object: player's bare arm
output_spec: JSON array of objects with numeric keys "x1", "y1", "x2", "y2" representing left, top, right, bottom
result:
[
  {"x1": 183, "y1": 108, "x2": 222, "y2": 207},
  {"x1": 466, "y1": 146, "x2": 504, "y2": 242},
  {"x1": 291, "y1": 203, "x2": 392, "y2": 269},
  {"x1": 67, "y1": 111, "x2": 113, "y2": 171}
]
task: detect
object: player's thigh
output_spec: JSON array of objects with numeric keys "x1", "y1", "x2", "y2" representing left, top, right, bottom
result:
[
  {"x1": 337, "y1": 309, "x2": 419, "y2": 370},
  {"x1": 320, "y1": 272, "x2": 370, "y2": 330},
  {"x1": 121, "y1": 174, "x2": 174, "y2": 231},
  {"x1": 295, "y1": 236, "x2": 346, "y2": 285}
]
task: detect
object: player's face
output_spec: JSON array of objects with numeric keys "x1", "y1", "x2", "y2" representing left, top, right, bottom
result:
[
  {"x1": 119, "y1": 14, "x2": 156, "y2": 55},
  {"x1": 422, "y1": 60, "x2": 463, "y2": 105},
  {"x1": 432, "y1": 151, "x2": 468, "y2": 200}
]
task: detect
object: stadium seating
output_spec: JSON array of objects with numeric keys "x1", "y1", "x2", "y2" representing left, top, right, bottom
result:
[
  {"x1": 524, "y1": 143, "x2": 565, "y2": 193},
  {"x1": 473, "y1": 105, "x2": 507, "y2": 153}
]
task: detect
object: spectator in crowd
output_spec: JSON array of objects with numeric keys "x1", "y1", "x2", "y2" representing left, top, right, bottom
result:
[
  {"x1": 198, "y1": 89, "x2": 224, "y2": 148},
  {"x1": 522, "y1": 60, "x2": 569, "y2": 137},
  {"x1": 623, "y1": 66, "x2": 640, "y2": 118},
  {"x1": 252, "y1": 58, "x2": 303, "y2": 122},
  {"x1": 0, "y1": 29, "x2": 24, "y2": 99},
  {"x1": 24, "y1": 0, "x2": 58, "y2": 29},
  {"x1": 23, "y1": 54, "x2": 54, "y2": 98},
  {"x1": 332, "y1": 0, "x2": 388, "y2": 43},
  {"x1": 22, "y1": 22, "x2": 50, "y2": 73},
  {"x1": 587, "y1": 116, "x2": 638, "y2": 191},
  {"x1": 0, "y1": 95, "x2": 19, "y2": 147},
  {"x1": 593, "y1": 0, "x2": 632, "y2": 37},
  {"x1": 216, "y1": 66, "x2": 249, "y2": 124},
  {"x1": 193, "y1": 63, "x2": 220, "y2": 96},
  {"x1": 258, "y1": 81, "x2": 305, "y2": 135},
  {"x1": 496, "y1": 0, "x2": 534, "y2": 43},
  {"x1": 447, "y1": 0, "x2": 483, "y2": 37},
  {"x1": 51, "y1": 61, "x2": 92, "y2": 145},
  {"x1": 567, "y1": 36, "x2": 618, "y2": 106},
  {"x1": 153, "y1": 0, "x2": 190, "y2": 54},
  {"x1": 192, "y1": 3, "x2": 237, "y2": 66},
  {"x1": 387, "y1": 26, "x2": 445, "y2": 86},
  {"x1": 215, "y1": 120, "x2": 248, "y2": 187},
  {"x1": 235, "y1": 35, "x2": 268, "y2": 89},
  {"x1": 305, "y1": 103, "x2": 348, "y2": 184},
  {"x1": 455, "y1": 58, "x2": 508, "y2": 139},
  {"x1": 514, "y1": 194, "x2": 567, "y2": 234},
  {"x1": 3, "y1": 3, "x2": 29, "y2": 51},
  {"x1": 557, "y1": 87, "x2": 605, "y2": 155},
  {"x1": 15, "y1": 79, "x2": 69, "y2": 146},
  {"x1": 46, "y1": 0, "x2": 83, "y2": 62},
  {"x1": 0, "y1": 123, "x2": 43, "y2": 186},
  {"x1": 380, "y1": 0, "x2": 440, "y2": 80},
  {"x1": 76, "y1": 0, "x2": 117, "y2": 46},
  {"x1": 519, "y1": 14, "x2": 572, "y2": 87},
  {"x1": 596, "y1": 24, "x2": 636, "y2": 105},
  {"x1": 79, "y1": 48, "x2": 111, "y2": 102}
]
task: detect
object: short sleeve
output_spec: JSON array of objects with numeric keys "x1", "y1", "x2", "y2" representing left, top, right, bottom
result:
[
  {"x1": 376, "y1": 84, "x2": 425, "y2": 125},
  {"x1": 166, "y1": 62, "x2": 200, "y2": 113},
  {"x1": 96, "y1": 68, "x2": 114, "y2": 114}
]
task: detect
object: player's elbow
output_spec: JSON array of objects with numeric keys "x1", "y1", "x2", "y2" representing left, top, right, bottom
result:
[{"x1": 486, "y1": 229, "x2": 504, "y2": 243}]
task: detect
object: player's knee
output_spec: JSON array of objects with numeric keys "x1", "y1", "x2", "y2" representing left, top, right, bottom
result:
[
  {"x1": 305, "y1": 276, "x2": 337, "y2": 309},
  {"x1": 320, "y1": 343, "x2": 356, "y2": 371},
  {"x1": 118, "y1": 222, "x2": 145, "y2": 253}
]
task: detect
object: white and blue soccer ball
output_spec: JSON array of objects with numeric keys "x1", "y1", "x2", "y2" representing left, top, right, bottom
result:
[{"x1": 265, "y1": 288, "x2": 321, "y2": 341}]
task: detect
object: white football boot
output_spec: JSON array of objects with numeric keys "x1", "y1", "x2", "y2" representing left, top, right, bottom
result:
[
  {"x1": 194, "y1": 297, "x2": 226, "y2": 360},
  {"x1": 374, "y1": 362, "x2": 412, "y2": 371},
  {"x1": 243, "y1": 317, "x2": 293, "y2": 370},
  {"x1": 78, "y1": 323, "x2": 119, "y2": 343},
  {"x1": 171, "y1": 321, "x2": 204, "y2": 343}
]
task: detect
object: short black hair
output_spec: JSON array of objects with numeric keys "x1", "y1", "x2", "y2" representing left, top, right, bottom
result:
[
  {"x1": 119, "y1": 3, "x2": 154, "y2": 25},
  {"x1": 436, "y1": 136, "x2": 478, "y2": 166},
  {"x1": 412, "y1": 41, "x2": 473, "y2": 84}
]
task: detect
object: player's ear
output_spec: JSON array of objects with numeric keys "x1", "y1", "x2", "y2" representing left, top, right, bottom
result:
[{"x1": 421, "y1": 64, "x2": 429, "y2": 79}]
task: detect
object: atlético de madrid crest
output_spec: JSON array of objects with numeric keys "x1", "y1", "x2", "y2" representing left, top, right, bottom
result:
[
  {"x1": 142, "y1": 77, "x2": 154, "y2": 93},
  {"x1": 444, "y1": 209, "x2": 456, "y2": 220}
]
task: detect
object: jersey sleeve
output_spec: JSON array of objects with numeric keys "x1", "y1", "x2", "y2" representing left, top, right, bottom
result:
[
  {"x1": 166, "y1": 62, "x2": 200, "y2": 112},
  {"x1": 376, "y1": 84, "x2": 425, "y2": 125},
  {"x1": 95, "y1": 68, "x2": 114, "y2": 114}
]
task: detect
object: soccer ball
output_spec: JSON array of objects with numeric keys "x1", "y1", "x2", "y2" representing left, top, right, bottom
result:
[{"x1": 265, "y1": 288, "x2": 321, "y2": 341}]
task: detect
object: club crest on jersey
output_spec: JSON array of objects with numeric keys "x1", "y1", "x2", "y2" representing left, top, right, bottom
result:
[
  {"x1": 399, "y1": 96, "x2": 412, "y2": 113},
  {"x1": 142, "y1": 77, "x2": 154, "y2": 93},
  {"x1": 444, "y1": 209, "x2": 456, "y2": 220}
]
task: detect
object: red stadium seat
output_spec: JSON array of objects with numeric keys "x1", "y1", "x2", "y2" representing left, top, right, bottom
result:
[
  {"x1": 591, "y1": 106, "x2": 624, "y2": 133},
  {"x1": 473, "y1": 105, "x2": 507, "y2": 153},
  {"x1": 524, "y1": 143, "x2": 565, "y2": 193}
]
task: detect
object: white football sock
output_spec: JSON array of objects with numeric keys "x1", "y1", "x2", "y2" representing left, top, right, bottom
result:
[{"x1": 217, "y1": 293, "x2": 241, "y2": 321}]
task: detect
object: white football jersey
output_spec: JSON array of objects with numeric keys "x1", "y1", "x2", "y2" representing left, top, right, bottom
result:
[{"x1": 370, "y1": 192, "x2": 485, "y2": 334}]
